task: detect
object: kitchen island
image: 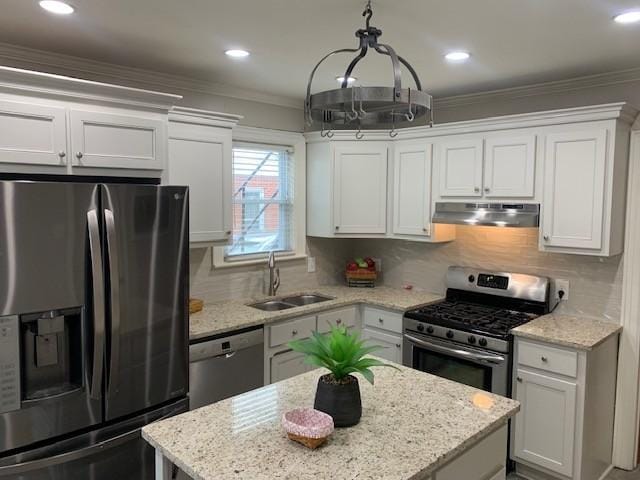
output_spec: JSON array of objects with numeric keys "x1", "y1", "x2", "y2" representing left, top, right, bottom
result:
[{"x1": 142, "y1": 363, "x2": 519, "y2": 480}]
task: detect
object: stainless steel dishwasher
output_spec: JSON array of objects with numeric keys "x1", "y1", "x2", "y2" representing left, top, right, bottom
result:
[{"x1": 189, "y1": 326, "x2": 264, "y2": 409}]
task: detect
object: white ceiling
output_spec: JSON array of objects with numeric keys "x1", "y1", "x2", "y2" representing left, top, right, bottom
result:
[{"x1": 3, "y1": 0, "x2": 640, "y2": 106}]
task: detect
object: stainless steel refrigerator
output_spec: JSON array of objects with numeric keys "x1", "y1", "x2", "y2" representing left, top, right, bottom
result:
[{"x1": 0, "y1": 180, "x2": 189, "y2": 479}]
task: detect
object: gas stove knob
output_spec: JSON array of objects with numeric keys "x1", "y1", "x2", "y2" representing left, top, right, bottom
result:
[
  {"x1": 417, "y1": 324, "x2": 425, "y2": 332},
  {"x1": 446, "y1": 330, "x2": 454, "y2": 339},
  {"x1": 468, "y1": 335, "x2": 476, "y2": 345},
  {"x1": 479, "y1": 338, "x2": 488, "y2": 347},
  {"x1": 468, "y1": 274, "x2": 475, "y2": 283},
  {"x1": 426, "y1": 326, "x2": 434, "y2": 334}
]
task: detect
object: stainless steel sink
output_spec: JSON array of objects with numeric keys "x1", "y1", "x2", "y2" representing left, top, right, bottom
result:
[
  {"x1": 248, "y1": 294, "x2": 334, "y2": 311},
  {"x1": 248, "y1": 300, "x2": 296, "y2": 312},
  {"x1": 280, "y1": 294, "x2": 334, "y2": 306}
]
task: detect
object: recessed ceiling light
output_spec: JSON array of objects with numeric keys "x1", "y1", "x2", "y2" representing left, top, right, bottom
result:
[
  {"x1": 336, "y1": 76, "x2": 357, "y2": 84},
  {"x1": 39, "y1": 1, "x2": 75, "y2": 15},
  {"x1": 225, "y1": 49, "x2": 250, "y2": 58},
  {"x1": 614, "y1": 10, "x2": 640, "y2": 24},
  {"x1": 445, "y1": 51, "x2": 471, "y2": 62}
]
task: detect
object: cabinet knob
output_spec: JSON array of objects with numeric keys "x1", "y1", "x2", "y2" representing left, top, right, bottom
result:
[
  {"x1": 58, "y1": 151, "x2": 66, "y2": 158},
  {"x1": 291, "y1": 330, "x2": 298, "y2": 336},
  {"x1": 336, "y1": 319, "x2": 342, "y2": 324},
  {"x1": 474, "y1": 187, "x2": 480, "y2": 193},
  {"x1": 484, "y1": 187, "x2": 490, "y2": 193},
  {"x1": 225, "y1": 230, "x2": 232, "y2": 235},
  {"x1": 543, "y1": 235, "x2": 550, "y2": 241},
  {"x1": 335, "y1": 226, "x2": 339, "y2": 230},
  {"x1": 378, "y1": 318, "x2": 384, "y2": 323},
  {"x1": 516, "y1": 377, "x2": 523, "y2": 383},
  {"x1": 395, "y1": 343, "x2": 401, "y2": 348},
  {"x1": 541, "y1": 356, "x2": 548, "y2": 362},
  {"x1": 76, "y1": 152, "x2": 83, "y2": 159}
]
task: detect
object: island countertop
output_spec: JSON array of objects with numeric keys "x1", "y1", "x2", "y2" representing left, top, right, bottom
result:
[
  {"x1": 142, "y1": 363, "x2": 519, "y2": 480},
  {"x1": 189, "y1": 286, "x2": 444, "y2": 341}
]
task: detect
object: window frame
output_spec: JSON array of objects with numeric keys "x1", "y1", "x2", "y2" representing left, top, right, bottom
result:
[{"x1": 213, "y1": 127, "x2": 306, "y2": 269}]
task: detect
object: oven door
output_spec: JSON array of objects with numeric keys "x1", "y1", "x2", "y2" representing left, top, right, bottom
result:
[{"x1": 403, "y1": 332, "x2": 509, "y2": 396}]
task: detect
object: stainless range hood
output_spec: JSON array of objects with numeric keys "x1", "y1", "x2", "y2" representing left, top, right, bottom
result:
[{"x1": 432, "y1": 202, "x2": 540, "y2": 228}]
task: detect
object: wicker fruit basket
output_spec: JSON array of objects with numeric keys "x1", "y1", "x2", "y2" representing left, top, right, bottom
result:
[
  {"x1": 345, "y1": 257, "x2": 377, "y2": 287},
  {"x1": 282, "y1": 408, "x2": 334, "y2": 449}
]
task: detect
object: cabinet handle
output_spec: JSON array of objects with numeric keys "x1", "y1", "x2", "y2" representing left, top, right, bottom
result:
[
  {"x1": 484, "y1": 187, "x2": 490, "y2": 193},
  {"x1": 291, "y1": 330, "x2": 298, "y2": 336},
  {"x1": 543, "y1": 235, "x2": 550, "y2": 241},
  {"x1": 541, "y1": 356, "x2": 548, "y2": 362},
  {"x1": 474, "y1": 187, "x2": 480, "y2": 193},
  {"x1": 58, "y1": 151, "x2": 66, "y2": 159},
  {"x1": 76, "y1": 152, "x2": 83, "y2": 159},
  {"x1": 516, "y1": 377, "x2": 523, "y2": 383}
]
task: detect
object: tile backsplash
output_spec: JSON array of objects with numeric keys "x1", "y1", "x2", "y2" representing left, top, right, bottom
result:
[{"x1": 351, "y1": 226, "x2": 623, "y2": 323}]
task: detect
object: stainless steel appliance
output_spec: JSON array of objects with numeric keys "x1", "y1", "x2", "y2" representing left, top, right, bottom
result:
[
  {"x1": 0, "y1": 179, "x2": 189, "y2": 479},
  {"x1": 403, "y1": 266, "x2": 557, "y2": 397},
  {"x1": 189, "y1": 327, "x2": 264, "y2": 409},
  {"x1": 432, "y1": 202, "x2": 540, "y2": 228}
]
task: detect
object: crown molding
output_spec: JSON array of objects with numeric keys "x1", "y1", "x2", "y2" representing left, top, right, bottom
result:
[
  {"x1": 434, "y1": 67, "x2": 640, "y2": 110},
  {"x1": 305, "y1": 102, "x2": 638, "y2": 142},
  {"x1": 0, "y1": 42, "x2": 302, "y2": 110}
]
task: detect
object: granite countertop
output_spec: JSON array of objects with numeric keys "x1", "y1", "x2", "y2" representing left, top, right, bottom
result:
[
  {"x1": 189, "y1": 286, "x2": 443, "y2": 341},
  {"x1": 142, "y1": 363, "x2": 519, "y2": 480},
  {"x1": 511, "y1": 313, "x2": 622, "y2": 350}
]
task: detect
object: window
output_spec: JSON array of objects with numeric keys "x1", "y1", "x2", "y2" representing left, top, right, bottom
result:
[{"x1": 225, "y1": 144, "x2": 294, "y2": 259}]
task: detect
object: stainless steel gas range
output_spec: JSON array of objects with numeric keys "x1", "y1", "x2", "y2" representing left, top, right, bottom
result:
[{"x1": 403, "y1": 266, "x2": 558, "y2": 397}]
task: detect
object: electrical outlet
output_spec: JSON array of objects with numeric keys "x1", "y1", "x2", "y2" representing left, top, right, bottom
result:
[
  {"x1": 554, "y1": 279, "x2": 570, "y2": 302},
  {"x1": 307, "y1": 256, "x2": 316, "y2": 273},
  {"x1": 373, "y1": 257, "x2": 382, "y2": 272}
]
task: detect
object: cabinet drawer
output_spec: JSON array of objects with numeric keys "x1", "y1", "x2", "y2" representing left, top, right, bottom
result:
[
  {"x1": 517, "y1": 340, "x2": 577, "y2": 378},
  {"x1": 363, "y1": 307, "x2": 402, "y2": 334},
  {"x1": 269, "y1": 315, "x2": 317, "y2": 348},
  {"x1": 317, "y1": 307, "x2": 357, "y2": 333}
]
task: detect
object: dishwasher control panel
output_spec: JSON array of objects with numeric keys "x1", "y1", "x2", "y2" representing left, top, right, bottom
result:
[
  {"x1": 0, "y1": 315, "x2": 20, "y2": 414},
  {"x1": 189, "y1": 328, "x2": 263, "y2": 363}
]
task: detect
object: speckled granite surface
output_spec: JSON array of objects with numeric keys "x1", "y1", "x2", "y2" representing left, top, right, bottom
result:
[
  {"x1": 511, "y1": 313, "x2": 621, "y2": 350},
  {"x1": 142, "y1": 363, "x2": 519, "y2": 480},
  {"x1": 189, "y1": 286, "x2": 443, "y2": 340}
]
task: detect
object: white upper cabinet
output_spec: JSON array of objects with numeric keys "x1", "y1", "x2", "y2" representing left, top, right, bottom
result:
[
  {"x1": 333, "y1": 142, "x2": 388, "y2": 234},
  {"x1": 484, "y1": 134, "x2": 536, "y2": 198},
  {"x1": 70, "y1": 109, "x2": 166, "y2": 170},
  {"x1": 393, "y1": 140, "x2": 433, "y2": 236},
  {"x1": 0, "y1": 99, "x2": 67, "y2": 167},
  {"x1": 437, "y1": 138, "x2": 484, "y2": 197},
  {"x1": 167, "y1": 108, "x2": 240, "y2": 245},
  {"x1": 541, "y1": 129, "x2": 607, "y2": 250}
]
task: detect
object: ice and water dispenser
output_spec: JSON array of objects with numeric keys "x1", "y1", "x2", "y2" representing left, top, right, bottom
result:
[{"x1": 0, "y1": 307, "x2": 83, "y2": 414}]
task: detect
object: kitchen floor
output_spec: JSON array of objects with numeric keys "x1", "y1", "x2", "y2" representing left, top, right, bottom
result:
[{"x1": 508, "y1": 468, "x2": 640, "y2": 479}]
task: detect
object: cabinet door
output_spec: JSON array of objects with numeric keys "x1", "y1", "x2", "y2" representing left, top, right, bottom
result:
[
  {"x1": 168, "y1": 128, "x2": 231, "y2": 243},
  {"x1": 70, "y1": 109, "x2": 166, "y2": 170},
  {"x1": 393, "y1": 141, "x2": 433, "y2": 236},
  {"x1": 513, "y1": 368, "x2": 576, "y2": 477},
  {"x1": 0, "y1": 100, "x2": 67, "y2": 166},
  {"x1": 361, "y1": 328, "x2": 402, "y2": 364},
  {"x1": 270, "y1": 350, "x2": 312, "y2": 383},
  {"x1": 437, "y1": 138, "x2": 483, "y2": 197},
  {"x1": 333, "y1": 143, "x2": 388, "y2": 234},
  {"x1": 484, "y1": 134, "x2": 536, "y2": 198},
  {"x1": 541, "y1": 129, "x2": 607, "y2": 250}
]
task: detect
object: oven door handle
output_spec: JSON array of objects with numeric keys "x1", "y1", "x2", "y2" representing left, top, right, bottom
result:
[{"x1": 403, "y1": 334, "x2": 506, "y2": 365}]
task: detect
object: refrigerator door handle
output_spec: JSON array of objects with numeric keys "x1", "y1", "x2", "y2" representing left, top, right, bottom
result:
[
  {"x1": 104, "y1": 208, "x2": 121, "y2": 394},
  {"x1": 87, "y1": 209, "x2": 105, "y2": 401},
  {"x1": 0, "y1": 428, "x2": 139, "y2": 475}
]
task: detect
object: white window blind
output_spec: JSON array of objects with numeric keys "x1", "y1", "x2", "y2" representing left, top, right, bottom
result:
[{"x1": 225, "y1": 144, "x2": 294, "y2": 259}]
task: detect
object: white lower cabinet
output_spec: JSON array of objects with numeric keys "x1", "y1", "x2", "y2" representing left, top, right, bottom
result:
[
  {"x1": 513, "y1": 368, "x2": 576, "y2": 477},
  {"x1": 511, "y1": 335, "x2": 619, "y2": 480},
  {"x1": 361, "y1": 328, "x2": 402, "y2": 363},
  {"x1": 270, "y1": 349, "x2": 313, "y2": 384}
]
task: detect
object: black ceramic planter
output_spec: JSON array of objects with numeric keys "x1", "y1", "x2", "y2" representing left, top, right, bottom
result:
[{"x1": 314, "y1": 374, "x2": 362, "y2": 427}]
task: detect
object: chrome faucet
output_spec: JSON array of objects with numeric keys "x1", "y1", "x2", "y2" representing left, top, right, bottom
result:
[{"x1": 268, "y1": 251, "x2": 280, "y2": 296}]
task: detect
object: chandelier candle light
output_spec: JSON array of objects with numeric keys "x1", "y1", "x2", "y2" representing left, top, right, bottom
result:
[{"x1": 305, "y1": 1, "x2": 433, "y2": 139}]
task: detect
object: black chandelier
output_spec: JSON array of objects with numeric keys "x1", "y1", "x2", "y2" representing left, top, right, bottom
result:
[{"x1": 305, "y1": 1, "x2": 433, "y2": 138}]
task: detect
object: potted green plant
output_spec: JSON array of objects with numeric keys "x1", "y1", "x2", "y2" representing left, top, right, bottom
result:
[{"x1": 288, "y1": 325, "x2": 397, "y2": 427}]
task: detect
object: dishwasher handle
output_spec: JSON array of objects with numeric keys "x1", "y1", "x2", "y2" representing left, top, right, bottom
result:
[{"x1": 189, "y1": 328, "x2": 263, "y2": 363}]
